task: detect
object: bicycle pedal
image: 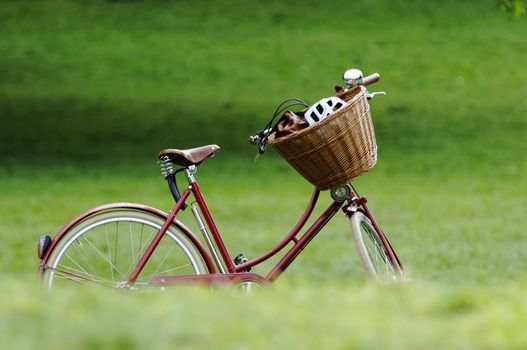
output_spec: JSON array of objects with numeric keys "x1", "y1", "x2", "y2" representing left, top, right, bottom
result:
[{"x1": 234, "y1": 253, "x2": 251, "y2": 271}]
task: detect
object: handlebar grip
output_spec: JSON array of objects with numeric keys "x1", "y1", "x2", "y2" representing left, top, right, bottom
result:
[{"x1": 363, "y1": 73, "x2": 380, "y2": 86}]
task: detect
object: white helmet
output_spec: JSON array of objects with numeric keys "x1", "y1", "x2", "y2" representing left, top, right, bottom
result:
[{"x1": 304, "y1": 97, "x2": 347, "y2": 126}]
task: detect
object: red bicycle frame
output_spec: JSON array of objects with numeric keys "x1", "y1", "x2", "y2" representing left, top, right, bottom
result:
[{"x1": 126, "y1": 166, "x2": 401, "y2": 286}]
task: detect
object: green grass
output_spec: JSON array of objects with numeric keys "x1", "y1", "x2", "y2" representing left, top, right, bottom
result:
[
  {"x1": 1, "y1": 0, "x2": 527, "y2": 348},
  {"x1": 1, "y1": 0, "x2": 525, "y2": 164},
  {"x1": 2, "y1": 158, "x2": 527, "y2": 349},
  {"x1": 3, "y1": 277, "x2": 527, "y2": 349},
  {"x1": 2, "y1": 158, "x2": 526, "y2": 284}
]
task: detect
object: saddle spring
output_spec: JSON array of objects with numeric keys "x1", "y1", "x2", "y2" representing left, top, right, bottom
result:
[{"x1": 158, "y1": 155, "x2": 175, "y2": 178}]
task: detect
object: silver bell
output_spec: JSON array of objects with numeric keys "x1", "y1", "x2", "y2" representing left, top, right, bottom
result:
[{"x1": 343, "y1": 68, "x2": 363, "y2": 88}]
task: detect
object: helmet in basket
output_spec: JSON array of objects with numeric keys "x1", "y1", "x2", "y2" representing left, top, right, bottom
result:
[{"x1": 304, "y1": 97, "x2": 347, "y2": 126}]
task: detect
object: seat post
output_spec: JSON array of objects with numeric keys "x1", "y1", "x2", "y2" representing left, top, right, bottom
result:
[
  {"x1": 184, "y1": 165, "x2": 229, "y2": 273},
  {"x1": 184, "y1": 165, "x2": 198, "y2": 183}
]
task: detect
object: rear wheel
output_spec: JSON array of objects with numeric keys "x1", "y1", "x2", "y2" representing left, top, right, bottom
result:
[
  {"x1": 43, "y1": 209, "x2": 209, "y2": 290},
  {"x1": 349, "y1": 211, "x2": 403, "y2": 282}
]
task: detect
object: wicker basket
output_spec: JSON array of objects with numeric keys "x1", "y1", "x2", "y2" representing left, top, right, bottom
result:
[{"x1": 267, "y1": 86, "x2": 377, "y2": 190}]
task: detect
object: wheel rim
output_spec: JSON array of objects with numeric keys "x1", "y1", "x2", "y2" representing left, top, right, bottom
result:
[
  {"x1": 233, "y1": 280, "x2": 265, "y2": 294},
  {"x1": 359, "y1": 220, "x2": 397, "y2": 281},
  {"x1": 45, "y1": 212, "x2": 206, "y2": 290}
]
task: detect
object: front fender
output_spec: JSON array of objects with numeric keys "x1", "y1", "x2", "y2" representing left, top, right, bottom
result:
[{"x1": 38, "y1": 202, "x2": 215, "y2": 276}]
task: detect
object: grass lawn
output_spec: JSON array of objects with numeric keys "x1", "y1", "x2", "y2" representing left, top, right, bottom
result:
[
  {"x1": 1, "y1": 157, "x2": 526, "y2": 349},
  {"x1": 1, "y1": 0, "x2": 526, "y2": 348}
]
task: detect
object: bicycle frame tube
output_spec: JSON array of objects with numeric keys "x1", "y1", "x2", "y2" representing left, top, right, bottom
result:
[
  {"x1": 234, "y1": 189, "x2": 320, "y2": 272},
  {"x1": 266, "y1": 200, "x2": 341, "y2": 281},
  {"x1": 126, "y1": 172, "x2": 346, "y2": 284},
  {"x1": 343, "y1": 193, "x2": 403, "y2": 273},
  {"x1": 127, "y1": 187, "x2": 192, "y2": 284},
  {"x1": 190, "y1": 181, "x2": 236, "y2": 272},
  {"x1": 190, "y1": 184, "x2": 342, "y2": 281},
  {"x1": 358, "y1": 198, "x2": 403, "y2": 273}
]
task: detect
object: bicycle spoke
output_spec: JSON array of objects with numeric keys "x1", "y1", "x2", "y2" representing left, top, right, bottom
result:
[
  {"x1": 57, "y1": 263, "x2": 116, "y2": 285},
  {"x1": 50, "y1": 266, "x2": 115, "y2": 287},
  {"x1": 148, "y1": 243, "x2": 177, "y2": 277},
  {"x1": 136, "y1": 263, "x2": 193, "y2": 282},
  {"x1": 122, "y1": 226, "x2": 158, "y2": 277},
  {"x1": 78, "y1": 234, "x2": 126, "y2": 278},
  {"x1": 88, "y1": 226, "x2": 118, "y2": 282},
  {"x1": 362, "y1": 221, "x2": 396, "y2": 280},
  {"x1": 104, "y1": 224, "x2": 115, "y2": 282},
  {"x1": 138, "y1": 224, "x2": 144, "y2": 262},
  {"x1": 114, "y1": 222, "x2": 119, "y2": 274},
  {"x1": 137, "y1": 226, "x2": 157, "y2": 256},
  {"x1": 70, "y1": 239, "x2": 102, "y2": 277},
  {"x1": 54, "y1": 272, "x2": 93, "y2": 286},
  {"x1": 64, "y1": 251, "x2": 96, "y2": 277},
  {"x1": 153, "y1": 263, "x2": 193, "y2": 275},
  {"x1": 362, "y1": 224, "x2": 379, "y2": 274},
  {"x1": 130, "y1": 222, "x2": 135, "y2": 266},
  {"x1": 368, "y1": 228, "x2": 394, "y2": 276}
]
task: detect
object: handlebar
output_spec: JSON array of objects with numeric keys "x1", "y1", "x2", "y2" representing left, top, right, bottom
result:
[
  {"x1": 249, "y1": 71, "x2": 382, "y2": 145},
  {"x1": 363, "y1": 73, "x2": 380, "y2": 86}
]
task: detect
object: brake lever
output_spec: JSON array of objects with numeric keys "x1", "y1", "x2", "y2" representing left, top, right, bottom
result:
[
  {"x1": 248, "y1": 128, "x2": 273, "y2": 160},
  {"x1": 257, "y1": 129, "x2": 271, "y2": 155},
  {"x1": 366, "y1": 91, "x2": 386, "y2": 100},
  {"x1": 248, "y1": 128, "x2": 272, "y2": 145},
  {"x1": 254, "y1": 139, "x2": 267, "y2": 161}
]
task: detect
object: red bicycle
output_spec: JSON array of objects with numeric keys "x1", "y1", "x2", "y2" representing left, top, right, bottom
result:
[{"x1": 37, "y1": 72, "x2": 404, "y2": 290}]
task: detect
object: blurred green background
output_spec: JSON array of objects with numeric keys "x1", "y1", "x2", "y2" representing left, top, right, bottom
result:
[{"x1": 1, "y1": 0, "x2": 526, "y2": 349}]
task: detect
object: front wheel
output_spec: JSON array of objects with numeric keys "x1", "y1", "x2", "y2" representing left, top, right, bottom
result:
[
  {"x1": 42, "y1": 209, "x2": 210, "y2": 290},
  {"x1": 349, "y1": 211, "x2": 403, "y2": 282}
]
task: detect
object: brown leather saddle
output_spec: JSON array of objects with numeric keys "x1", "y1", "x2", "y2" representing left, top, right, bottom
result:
[{"x1": 159, "y1": 144, "x2": 220, "y2": 167}]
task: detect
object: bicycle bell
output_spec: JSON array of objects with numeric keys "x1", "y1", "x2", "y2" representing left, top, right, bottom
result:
[{"x1": 343, "y1": 68, "x2": 363, "y2": 89}]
